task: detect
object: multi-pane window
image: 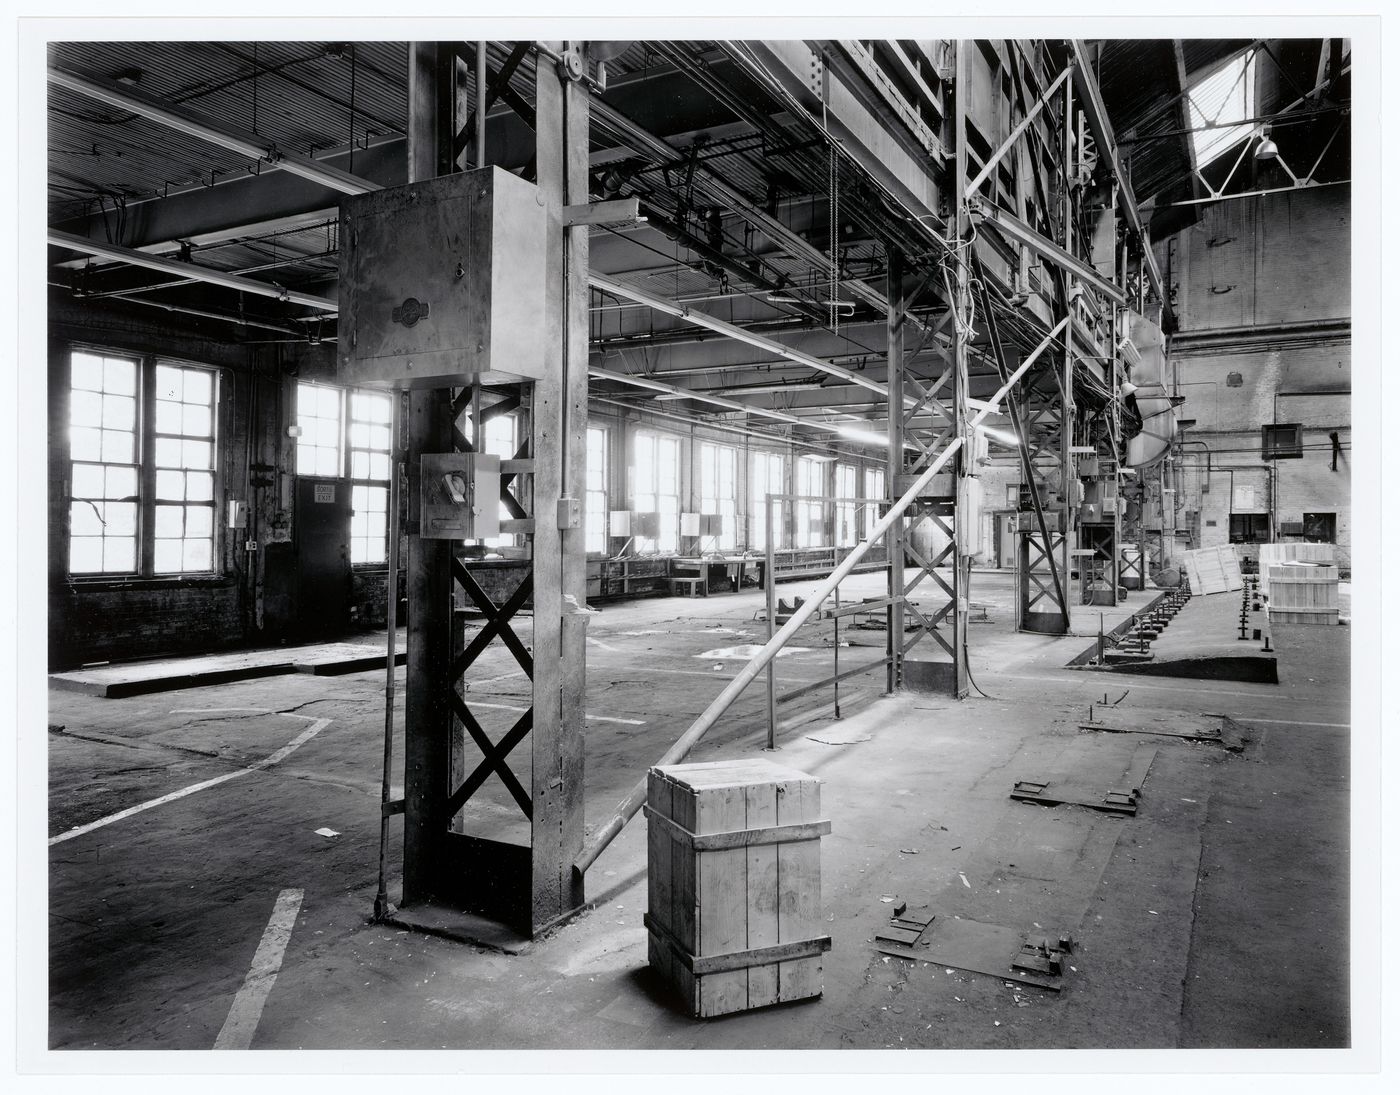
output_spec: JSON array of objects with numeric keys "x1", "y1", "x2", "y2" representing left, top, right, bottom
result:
[
  {"x1": 863, "y1": 467, "x2": 886, "y2": 541},
  {"x1": 795, "y1": 456, "x2": 828, "y2": 548},
  {"x1": 348, "y1": 391, "x2": 393, "y2": 564},
  {"x1": 69, "y1": 351, "x2": 140, "y2": 574},
  {"x1": 460, "y1": 412, "x2": 517, "y2": 549},
  {"x1": 152, "y1": 364, "x2": 216, "y2": 573},
  {"x1": 586, "y1": 427, "x2": 608, "y2": 555},
  {"x1": 750, "y1": 451, "x2": 785, "y2": 551},
  {"x1": 634, "y1": 431, "x2": 680, "y2": 554},
  {"x1": 699, "y1": 442, "x2": 737, "y2": 550},
  {"x1": 835, "y1": 464, "x2": 857, "y2": 548},
  {"x1": 1187, "y1": 49, "x2": 1257, "y2": 169},
  {"x1": 1262, "y1": 423, "x2": 1303, "y2": 460},
  {"x1": 297, "y1": 384, "x2": 396, "y2": 564},
  {"x1": 295, "y1": 383, "x2": 343, "y2": 477},
  {"x1": 68, "y1": 349, "x2": 218, "y2": 577}
]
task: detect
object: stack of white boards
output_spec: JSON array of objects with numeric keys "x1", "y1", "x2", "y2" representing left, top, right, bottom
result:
[
  {"x1": 1181, "y1": 545, "x2": 1244, "y2": 595},
  {"x1": 1259, "y1": 543, "x2": 1339, "y2": 625}
]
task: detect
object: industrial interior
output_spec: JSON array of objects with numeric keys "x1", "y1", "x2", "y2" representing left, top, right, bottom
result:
[{"x1": 41, "y1": 37, "x2": 1354, "y2": 1052}]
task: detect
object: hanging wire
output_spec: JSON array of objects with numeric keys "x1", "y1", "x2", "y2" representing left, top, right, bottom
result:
[
  {"x1": 348, "y1": 44, "x2": 357, "y2": 174},
  {"x1": 829, "y1": 139, "x2": 839, "y2": 338}
]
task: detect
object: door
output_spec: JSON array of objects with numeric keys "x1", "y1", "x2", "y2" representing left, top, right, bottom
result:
[
  {"x1": 996, "y1": 512, "x2": 1017, "y2": 569},
  {"x1": 295, "y1": 478, "x2": 352, "y2": 637}
]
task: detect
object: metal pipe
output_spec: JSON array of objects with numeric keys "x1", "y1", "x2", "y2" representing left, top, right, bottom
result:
[
  {"x1": 765, "y1": 496, "x2": 777, "y2": 750},
  {"x1": 50, "y1": 229, "x2": 338, "y2": 313},
  {"x1": 1158, "y1": 179, "x2": 1349, "y2": 209},
  {"x1": 573, "y1": 314, "x2": 1069, "y2": 876},
  {"x1": 475, "y1": 42, "x2": 488, "y2": 169},
  {"x1": 57, "y1": 287, "x2": 309, "y2": 336},
  {"x1": 373, "y1": 395, "x2": 403, "y2": 921}
]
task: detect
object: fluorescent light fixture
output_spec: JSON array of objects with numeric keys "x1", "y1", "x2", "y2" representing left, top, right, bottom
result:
[
  {"x1": 767, "y1": 294, "x2": 855, "y2": 312},
  {"x1": 975, "y1": 423, "x2": 1020, "y2": 447},
  {"x1": 836, "y1": 424, "x2": 886, "y2": 445}
]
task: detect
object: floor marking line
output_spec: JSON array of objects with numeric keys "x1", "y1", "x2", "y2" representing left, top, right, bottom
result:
[
  {"x1": 586, "y1": 636, "x2": 624, "y2": 653},
  {"x1": 463, "y1": 700, "x2": 645, "y2": 726},
  {"x1": 993, "y1": 672, "x2": 1287, "y2": 701},
  {"x1": 213, "y1": 888, "x2": 304, "y2": 1051},
  {"x1": 168, "y1": 707, "x2": 271, "y2": 715},
  {"x1": 1220, "y1": 717, "x2": 1350, "y2": 729},
  {"x1": 48, "y1": 717, "x2": 333, "y2": 846}
]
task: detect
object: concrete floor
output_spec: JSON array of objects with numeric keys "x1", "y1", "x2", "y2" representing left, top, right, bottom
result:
[{"x1": 43, "y1": 571, "x2": 1351, "y2": 1054}]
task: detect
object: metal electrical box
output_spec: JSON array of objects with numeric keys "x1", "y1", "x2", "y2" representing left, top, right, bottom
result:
[
  {"x1": 421, "y1": 453, "x2": 500, "y2": 540},
  {"x1": 338, "y1": 166, "x2": 547, "y2": 388}
]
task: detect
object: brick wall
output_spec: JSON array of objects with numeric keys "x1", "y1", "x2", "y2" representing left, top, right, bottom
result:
[{"x1": 1158, "y1": 186, "x2": 1351, "y2": 572}]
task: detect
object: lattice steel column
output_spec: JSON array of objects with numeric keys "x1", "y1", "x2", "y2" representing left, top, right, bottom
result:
[
  {"x1": 397, "y1": 42, "x2": 589, "y2": 937},
  {"x1": 885, "y1": 250, "x2": 905, "y2": 692}
]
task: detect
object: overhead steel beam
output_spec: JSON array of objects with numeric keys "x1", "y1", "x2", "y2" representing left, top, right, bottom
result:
[
  {"x1": 969, "y1": 198, "x2": 1127, "y2": 307},
  {"x1": 588, "y1": 96, "x2": 893, "y2": 317},
  {"x1": 589, "y1": 364, "x2": 896, "y2": 449},
  {"x1": 589, "y1": 271, "x2": 891, "y2": 399},
  {"x1": 49, "y1": 66, "x2": 382, "y2": 198},
  {"x1": 49, "y1": 229, "x2": 338, "y2": 312},
  {"x1": 965, "y1": 64, "x2": 1075, "y2": 197},
  {"x1": 730, "y1": 41, "x2": 946, "y2": 240},
  {"x1": 1066, "y1": 41, "x2": 1168, "y2": 316}
]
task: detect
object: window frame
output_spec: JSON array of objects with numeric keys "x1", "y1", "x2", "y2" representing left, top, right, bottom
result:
[
  {"x1": 750, "y1": 450, "x2": 786, "y2": 552},
  {"x1": 67, "y1": 346, "x2": 221, "y2": 581},
  {"x1": 864, "y1": 467, "x2": 886, "y2": 542},
  {"x1": 794, "y1": 455, "x2": 827, "y2": 548},
  {"x1": 699, "y1": 441, "x2": 738, "y2": 550},
  {"x1": 1262, "y1": 423, "x2": 1303, "y2": 460},
  {"x1": 835, "y1": 463, "x2": 858, "y2": 548},
  {"x1": 1301, "y1": 512, "x2": 1337, "y2": 544},
  {"x1": 297, "y1": 382, "x2": 400, "y2": 566},
  {"x1": 1228, "y1": 513, "x2": 1271, "y2": 544},
  {"x1": 1187, "y1": 49, "x2": 1258, "y2": 169},
  {"x1": 634, "y1": 430, "x2": 680, "y2": 554},
  {"x1": 347, "y1": 390, "x2": 394, "y2": 566},
  {"x1": 586, "y1": 426, "x2": 609, "y2": 555}
]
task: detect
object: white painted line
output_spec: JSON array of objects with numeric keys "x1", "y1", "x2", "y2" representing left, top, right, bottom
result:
[
  {"x1": 213, "y1": 888, "x2": 304, "y2": 1051},
  {"x1": 49, "y1": 717, "x2": 333, "y2": 846},
  {"x1": 169, "y1": 711, "x2": 270, "y2": 722},
  {"x1": 1223, "y1": 717, "x2": 1350, "y2": 729},
  {"x1": 464, "y1": 700, "x2": 645, "y2": 727},
  {"x1": 586, "y1": 635, "x2": 624, "y2": 653},
  {"x1": 994, "y1": 672, "x2": 1286, "y2": 702},
  {"x1": 470, "y1": 670, "x2": 529, "y2": 686}
]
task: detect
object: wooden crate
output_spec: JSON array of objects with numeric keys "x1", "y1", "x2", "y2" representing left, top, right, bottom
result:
[
  {"x1": 1267, "y1": 562, "x2": 1340, "y2": 625},
  {"x1": 1182, "y1": 545, "x2": 1243, "y2": 595},
  {"x1": 645, "y1": 758, "x2": 832, "y2": 1018}
]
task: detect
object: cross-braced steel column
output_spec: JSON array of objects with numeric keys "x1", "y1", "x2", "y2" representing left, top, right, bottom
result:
[
  {"x1": 885, "y1": 251, "x2": 905, "y2": 692},
  {"x1": 398, "y1": 42, "x2": 588, "y2": 937},
  {"x1": 881, "y1": 43, "x2": 969, "y2": 698}
]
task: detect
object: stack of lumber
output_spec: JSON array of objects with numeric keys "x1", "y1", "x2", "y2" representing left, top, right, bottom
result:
[{"x1": 1181, "y1": 545, "x2": 1244, "y2": 595}]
